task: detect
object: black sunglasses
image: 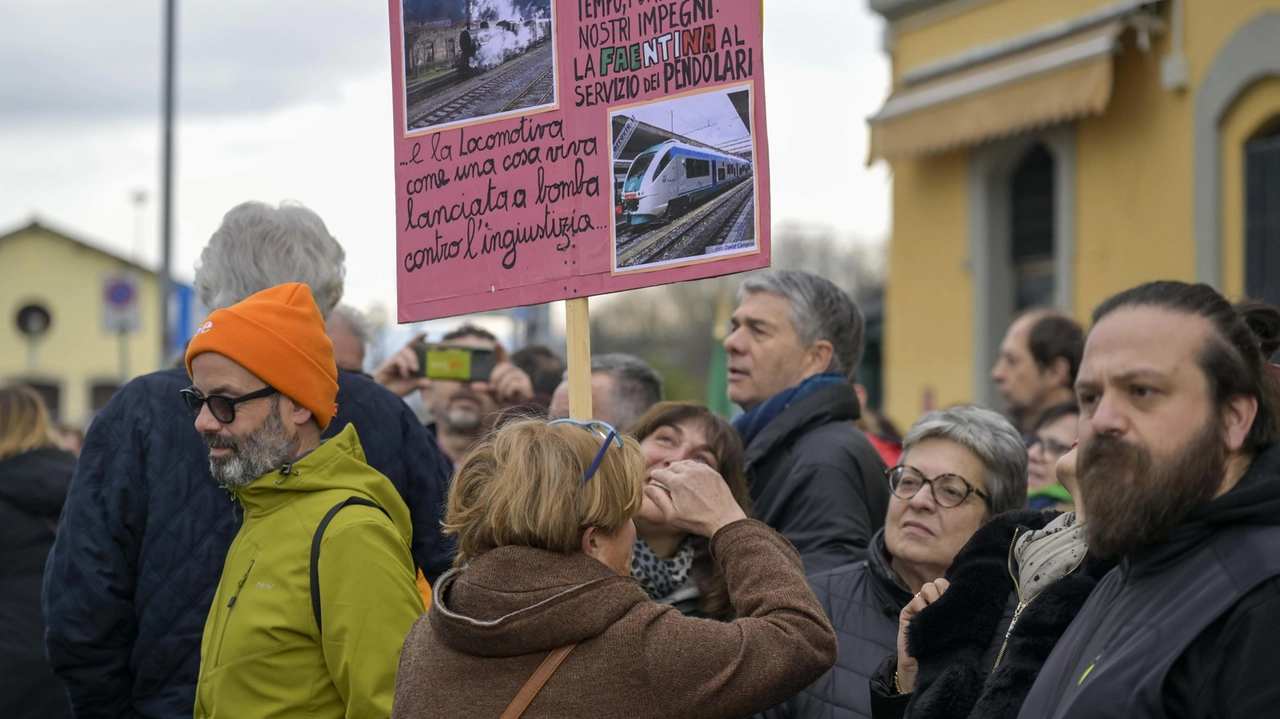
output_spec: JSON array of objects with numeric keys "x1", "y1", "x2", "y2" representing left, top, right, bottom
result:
[{"x1": 181, "y1": 386, "x2": 277, "y2": 424}]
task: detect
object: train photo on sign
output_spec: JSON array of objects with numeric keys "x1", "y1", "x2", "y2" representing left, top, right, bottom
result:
[
  {"x1": 610, "y1": 84, "x2": 758, "y2": 273},
  {"x1": 400, "y1": 0, "x2": 557, "y2": 135}
]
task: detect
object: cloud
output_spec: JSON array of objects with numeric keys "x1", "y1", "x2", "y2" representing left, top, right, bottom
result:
[{"x1": 0, "y1": 0, "x2": 389, "y2": 122}]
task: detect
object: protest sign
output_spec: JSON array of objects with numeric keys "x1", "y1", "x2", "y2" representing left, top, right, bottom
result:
[{"x1": 390, "y1": 0, "x2": 770, "y2": 323}]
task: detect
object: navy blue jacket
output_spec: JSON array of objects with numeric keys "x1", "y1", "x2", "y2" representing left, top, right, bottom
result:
[{"x1": 42, "y1": 368, "x2": 454, "y2": 719}]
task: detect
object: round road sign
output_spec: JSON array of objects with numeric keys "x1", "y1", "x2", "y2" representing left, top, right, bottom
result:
[{"x1": 105, "y1": 279, "x2": 136, "y2": 308}]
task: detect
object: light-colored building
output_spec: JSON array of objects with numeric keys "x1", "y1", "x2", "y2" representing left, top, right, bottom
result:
[
  {"x1": 0, "y1": 219, "x2": 166, "y2": 426},
  {"x1": 869, "y1": 0, "x2": 1280, "y2": 424}
]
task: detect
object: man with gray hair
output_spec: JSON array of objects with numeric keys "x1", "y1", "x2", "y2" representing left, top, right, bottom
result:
[
  {"x1": 44, "y1": 201, "x2": 453, "y2": 719},
  {"x1": 548, "y1": 352, "x2": 664, "y2": 429},
  {"x1": 726, "y1": 269, "x2": 889, "y2": 574},
  {"x1": 327, "y1": 304, "x2": 372, "y2": 373}
]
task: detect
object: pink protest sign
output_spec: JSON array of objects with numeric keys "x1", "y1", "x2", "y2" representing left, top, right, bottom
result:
[{"x1": 390, "y1": 0, "x2": 769, "y2": 322}]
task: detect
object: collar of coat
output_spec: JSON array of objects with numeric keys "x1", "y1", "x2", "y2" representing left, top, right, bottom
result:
[
  {"x1": 743, "y1": 383, "x2": 860, "y2": 468},
  {"x1": 430, "y1": 545, "x2": 649, "y2": 658},
  {"x1": 903, "y1": 509, "x2": 1116, "y2": 719}
]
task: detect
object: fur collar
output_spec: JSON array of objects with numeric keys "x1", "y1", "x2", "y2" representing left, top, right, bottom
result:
[{"x1": 903, "y1": 509, "x2": 1116, "y2": 719}]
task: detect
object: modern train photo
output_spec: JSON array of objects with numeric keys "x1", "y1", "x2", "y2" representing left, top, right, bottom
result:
[{"x1": 616, "y1": 140, "x2": 753, "y2": 227}]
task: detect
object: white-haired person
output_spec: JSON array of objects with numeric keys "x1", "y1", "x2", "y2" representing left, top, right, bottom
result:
[{"x1": 43, "y1": 201, "x2": 454, "y2": 719}]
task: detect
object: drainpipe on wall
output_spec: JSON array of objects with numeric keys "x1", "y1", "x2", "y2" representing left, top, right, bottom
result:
[{"x1": 1161, "y1": 0, "x2": 1189, "y2": 91}]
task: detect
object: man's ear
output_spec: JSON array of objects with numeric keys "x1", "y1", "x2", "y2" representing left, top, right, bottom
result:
[
  {"x1": 282, "y1": 396, "x2": 314, "y2": 429},
  {"x1": 806, "y1": 340, "x2": 835, "y2": 377},
  {"x1": 1043, "y1": 356, "x2": 1072, "y2": 389},
  {"x1": 1222, "y1": 394, "x2": 1259, "y2": 453}
]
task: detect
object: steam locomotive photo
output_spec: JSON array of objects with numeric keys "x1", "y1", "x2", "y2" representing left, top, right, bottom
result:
[{"x1": 617, "y1": 140, "x2": 754, "y2": 226}]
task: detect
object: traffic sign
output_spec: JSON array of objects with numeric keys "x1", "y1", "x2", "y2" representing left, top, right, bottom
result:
[{"x1": 103, "y1": 273, "x2": 141, "y2": 334}]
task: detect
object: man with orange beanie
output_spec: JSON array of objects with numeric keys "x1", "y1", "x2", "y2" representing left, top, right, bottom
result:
[{"x1": 184, "y1": 284, "x2": 423, "y2": 719}]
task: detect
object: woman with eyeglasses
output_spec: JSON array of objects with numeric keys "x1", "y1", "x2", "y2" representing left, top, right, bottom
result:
[
  {"x1": 762, "y1": 405, "x2": 1028, "y2": 719},
  {"x1": 391, "y1": 417, "x2": 836, "y2": 719},
  {"x1": 868, "y1": 430, "x2": 1116, "y2": 719},
  {"x1": 627, "y1": 402, "x2": 753, "y2": 620},
  {"x1": 1026, "y1": 402, "x2": 1079, "y2": 510}
]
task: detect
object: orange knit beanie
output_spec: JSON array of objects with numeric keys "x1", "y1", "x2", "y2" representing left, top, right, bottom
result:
[{"x1": 185, "y1": 283, "x2": 339, "y2": 429}]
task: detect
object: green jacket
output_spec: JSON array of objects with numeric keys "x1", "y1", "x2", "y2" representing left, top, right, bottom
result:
[{"x1": 195, "y1": 424, "x2": 424, "y2": 719}]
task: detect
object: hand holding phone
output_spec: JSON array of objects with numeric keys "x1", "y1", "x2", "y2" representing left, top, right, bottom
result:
[{"x1": 412, "y1": 343, "x2": 497, "y2": 383}]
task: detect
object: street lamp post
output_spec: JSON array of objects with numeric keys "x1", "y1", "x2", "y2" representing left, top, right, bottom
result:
[{"x1": 159, "y1": 0, "x2": 177, "y2": 367}]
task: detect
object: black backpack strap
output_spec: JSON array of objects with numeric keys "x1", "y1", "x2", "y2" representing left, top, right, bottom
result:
[{"x1": 311, "y1": 497, "x2": 390, "y2": 635}]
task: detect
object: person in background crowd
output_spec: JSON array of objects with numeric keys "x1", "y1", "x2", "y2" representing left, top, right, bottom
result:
[
  {"x1": 510, "y1": 344, "x2": 566, "y2": 405},
  {"x1": 54, "y1": 423, "x2": 84, "y2": 457},
  {"x1": 43, "y1": 200, "x2": 454, "y2": 719},
  {"x1": 391, "y1": 418, "x2": 837, "y2": 719},
  {"x1": 549, "y1": 353, "x2": 665, "y2": 429},
  {"x1": 992, "y1": 310, "x2": 1084, "y2": 433},
  {"x1": 1026, "y1": 401, "x2": 1078, "y2": 510},
  {"x1": 627, "y1": 402, "x2": 752, "y2": 619},
  {"x1": 857, "y1": 383, "x2": 905, "y2": 467},
  {"x1": 1018, "y1": 284, "x2": 1280, "y2": 718},
  {"x1": 870, "y1": 440, "x2": 1112, "y2": 719},
  {"x1": 725, "y1": 270, "x2": 889, "y2": 574},
  {"x1": 327, "y1": 303, "x2": 372, "y2": 374},
  {"x1": 764, "y1": 405, "x2": 1028, "y2": 719},
  {"x1": 0, "y1": 385, "x2": 74, "y2": 719},
  {"x1": 375, "y1": 325, "x2": 535, "y2": 464},
  {"x1": 186, "y1": 284, "x2": 422, "y2": 719}
]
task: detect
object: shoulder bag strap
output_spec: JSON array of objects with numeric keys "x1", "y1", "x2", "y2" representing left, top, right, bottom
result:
[
  {"x1": 499, "y1": 644, "x2": 578, "y2": 719},
  {"x1": 311, "y1": 496, "x2": 389, "y2": 635}
]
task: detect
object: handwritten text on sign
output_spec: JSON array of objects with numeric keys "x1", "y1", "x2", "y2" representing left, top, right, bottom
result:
[{"x1": 391, "y1": 0, "x2": 770, "y2": 322}]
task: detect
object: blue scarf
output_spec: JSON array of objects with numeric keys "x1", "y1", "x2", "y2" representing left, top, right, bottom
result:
[{"x1": 733, "y1": 372, "x2": 847, "y2": 446}]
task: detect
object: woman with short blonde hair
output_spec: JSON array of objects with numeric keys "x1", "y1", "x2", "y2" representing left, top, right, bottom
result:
[
  {"x1": 393, "y1": 417, "x2": 837, "y2": 719},
  {"x1": 0, "y1": 384, "x2": 54, "y2": 461}
]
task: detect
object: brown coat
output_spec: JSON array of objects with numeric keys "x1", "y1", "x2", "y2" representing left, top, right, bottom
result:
[{"x1": 391, "y1": 519, "x2": 837, "y2": 719}]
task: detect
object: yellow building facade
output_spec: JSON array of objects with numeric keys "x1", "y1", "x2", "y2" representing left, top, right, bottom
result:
[
  {"x1": 870, "y1": 0, "x2": 1280, "y2": 424},
  {"x1": 0, "y1": 220, "x2": 164, "y2": 426}
]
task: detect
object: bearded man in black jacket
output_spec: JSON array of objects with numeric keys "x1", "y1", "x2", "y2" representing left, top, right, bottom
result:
[{"x1": 1016, "y1": 282, "x2": 1280, "y2": 718}]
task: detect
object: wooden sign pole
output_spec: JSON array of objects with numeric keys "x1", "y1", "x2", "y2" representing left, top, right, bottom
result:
[{"x1": 565, "y1": 297, "x2": 593, "y2": 421}]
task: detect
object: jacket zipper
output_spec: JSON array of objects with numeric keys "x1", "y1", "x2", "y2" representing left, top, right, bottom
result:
[
  {"x1": 213, "y1": 557, "x2": 255, "y2": 666},
  {"x1": 991, "y1": 528, "x2": 1088, "y2": 671}
]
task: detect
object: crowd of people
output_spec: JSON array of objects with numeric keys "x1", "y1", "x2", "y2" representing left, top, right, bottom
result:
[{"x1": 4, "y1": 199, "x2": 1280, "y2": 719}]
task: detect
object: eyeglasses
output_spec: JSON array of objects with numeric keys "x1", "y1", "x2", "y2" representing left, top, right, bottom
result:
[
  {"x1": 1028, "y1": 435, "x2": 1074, "y2": 458},
  {"x1": 548, "y1": 419, "x2": 623, "y2": 485},
  {"x1": 180, "y1": 386, "x2": 278, "y2": 424},
  {"x1": 886, "y1": 465, "x2": 990, "y2": 509}
]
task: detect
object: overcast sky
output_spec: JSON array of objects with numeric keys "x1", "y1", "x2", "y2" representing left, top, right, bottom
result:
[{"x1": 0, "y1": 0, "x2": 890, "y2": 315}]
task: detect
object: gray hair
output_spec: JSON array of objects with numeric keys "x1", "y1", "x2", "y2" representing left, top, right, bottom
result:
[
  {"x1": 328, "y1": 304, "x2": 372, "y2": 346},
  {"x1": 195, "y1": 200, "x2": 346, "y2": 318},
  {"x1": 591, "y1": 353, "x2": 664, "y2": 429},
  {"x1": 902, "y1": 405, "x2": 1028, "y2": 515},
  {"x1": 739, "y1": 270, "x2": 864, "y2": 382}
]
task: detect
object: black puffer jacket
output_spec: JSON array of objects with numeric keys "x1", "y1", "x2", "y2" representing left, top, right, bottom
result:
[
  {"x1": 0, "y1": 447, "x2": 75, "y2": 719},
  {"x1": 744, "y1": 384, "x2": 889, "y2": 574},
  {"x1": 43, "y1": 368, "x2": 454, "y2": 719},
  {"x1": 760, "y1": 529, "x2": 913, "y2": 719},
  {"x1": 867, "y1": 510, "x2": 1115, "y2": 719}
]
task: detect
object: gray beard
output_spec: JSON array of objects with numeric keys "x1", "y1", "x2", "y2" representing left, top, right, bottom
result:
[{"x1": 204, "y1": 408, "x2": 297, "y2": 490}]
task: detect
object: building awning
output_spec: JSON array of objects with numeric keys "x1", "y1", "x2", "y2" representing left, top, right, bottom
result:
[{"x1": 869, "y1": 20, "x2": 1126, "y2": 162}]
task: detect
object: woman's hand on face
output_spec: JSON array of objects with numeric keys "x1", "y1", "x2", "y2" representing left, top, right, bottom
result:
[
  {"x1": 643, "y1": 460, "x2": 747, "y2": 538},
  {"x1": 895, "y1": 578, "x2": 950, "y2": 694}
]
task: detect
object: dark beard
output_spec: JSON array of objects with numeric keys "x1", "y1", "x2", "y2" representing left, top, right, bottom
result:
[
  {"x1": 1079, "y1": 415, "x2": 1226, "y2": 560},
  {"x1": 203, "y1": 407, "x2": 297, "y2": 489}
]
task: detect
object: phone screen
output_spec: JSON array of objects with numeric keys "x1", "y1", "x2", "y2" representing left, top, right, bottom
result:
[{"x1": 414, "y1": 344, "x2": 496, "y2": 382}]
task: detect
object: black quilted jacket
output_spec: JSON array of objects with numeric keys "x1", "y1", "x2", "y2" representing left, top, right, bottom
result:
[
  {"x1": 42, "y1": 368, "x2": 454, "y2": 719},
  {"x1": 758, "y1": 529, "x2": 914, "y2": 719}
]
